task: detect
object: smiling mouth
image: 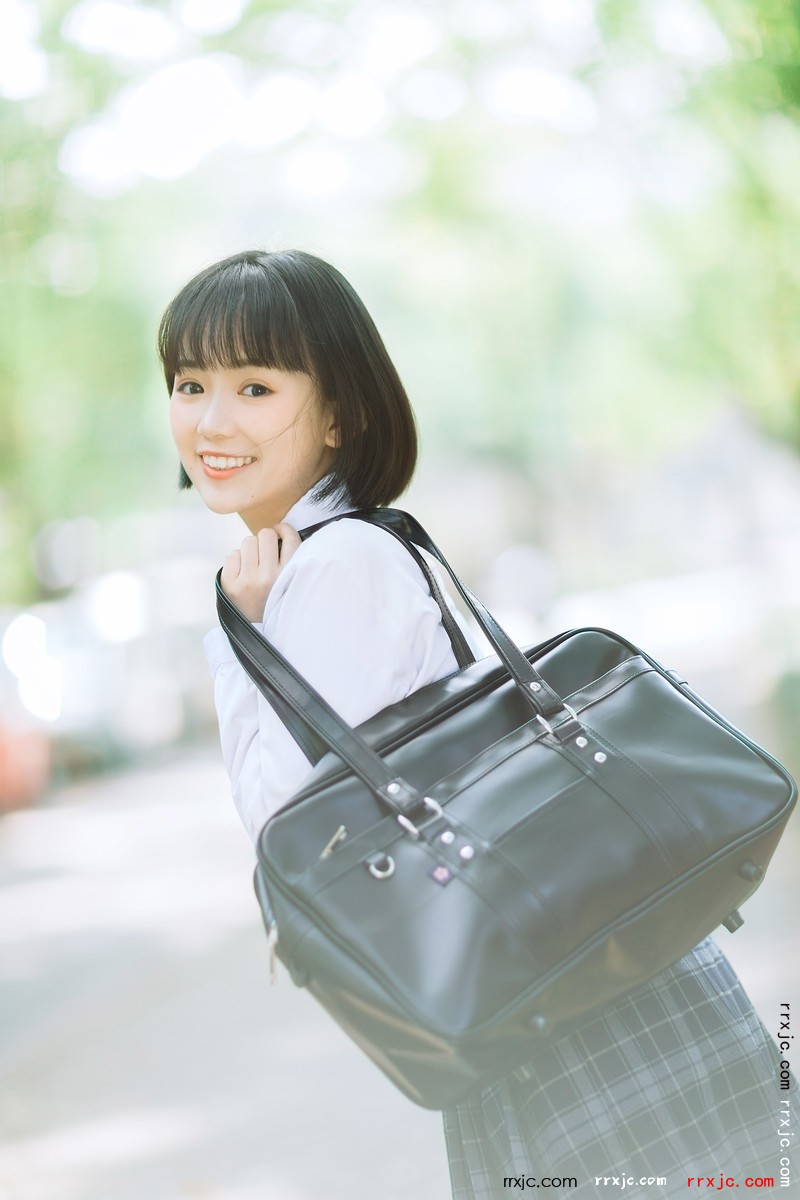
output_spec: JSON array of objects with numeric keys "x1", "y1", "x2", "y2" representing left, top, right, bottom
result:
[{"x1": 200, "y1": 454, "x2": 256, "y2": 470}]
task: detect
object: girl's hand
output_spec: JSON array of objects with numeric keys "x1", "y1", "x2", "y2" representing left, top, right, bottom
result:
[{"x1": 220, "y1": 523, "x2": 302, "y2": 622}]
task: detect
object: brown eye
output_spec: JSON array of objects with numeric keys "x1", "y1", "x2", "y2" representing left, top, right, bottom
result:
[
  {"x1": 176, "y1": 381, "x2": 203, "y2": 395},
  {"x1": 242, "y1": 383, "x2": 271, "y2": 397}
]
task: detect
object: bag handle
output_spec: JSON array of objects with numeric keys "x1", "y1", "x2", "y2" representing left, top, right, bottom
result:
[
  {"x1": 304, "y1": 508, "x2": 566, "y2": 719},
  {"x1": 218, "y1": 509, "x2": 477, "y2": 767},
  {"x1": 248, "y1": 509, "x2": 479, "y2": 763},
  {"x1": 297, "y1": 517, "x2": 477, "y2": 672},
  {"x1": 216, "y1": 508, "x2": 579, "y2": 830},
  {"x1": 216, "y1": 573, "x2": 434, "y2": 825}
]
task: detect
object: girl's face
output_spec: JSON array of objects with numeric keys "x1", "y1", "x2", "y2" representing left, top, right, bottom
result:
[{"x1": 169, "y1": 364, "x2": 338, "y2": 533}]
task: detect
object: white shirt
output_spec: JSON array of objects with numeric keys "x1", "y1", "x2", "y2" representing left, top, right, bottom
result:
[{"x1": 204, "y1": 483, "x2": 474, "y2": 842}]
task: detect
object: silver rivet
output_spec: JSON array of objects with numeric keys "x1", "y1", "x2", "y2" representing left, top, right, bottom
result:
[
  {"x1": 594, "y1": 751, "x2": 607, "y2": 764},
  {"x1": 459, "y1": 845, "x2": 475, "y2": 860},
  {"x1": 440, "y1": 830, "x2": 456, "y2": 845},
  {"x1": 575, "y1": 736, "x2": 588, "y2": 748},
  {"x1": 529, "y1": 681, "x2": 542, "y2": 692},
  {"x1": 387, "y1": 782, "x2": 400, "y2": 795}
]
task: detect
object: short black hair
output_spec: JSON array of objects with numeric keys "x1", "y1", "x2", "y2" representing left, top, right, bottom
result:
[{"x1": 158, "y1": 249, "x2": 417, "y2": 508}]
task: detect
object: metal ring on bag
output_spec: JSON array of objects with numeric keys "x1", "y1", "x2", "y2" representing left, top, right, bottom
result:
[{"x1": 368, "y1": 855, "x2": 396, "y2": 880}]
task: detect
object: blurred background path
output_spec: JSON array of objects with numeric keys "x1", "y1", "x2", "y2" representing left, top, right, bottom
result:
[{"x1": 0, "y1": 749, "x2": 452, "y2": 1200}]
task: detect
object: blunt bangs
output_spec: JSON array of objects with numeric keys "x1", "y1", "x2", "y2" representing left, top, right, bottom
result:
[{"x1": 158, "y1": 256, "x2": 312, "y2": 388}]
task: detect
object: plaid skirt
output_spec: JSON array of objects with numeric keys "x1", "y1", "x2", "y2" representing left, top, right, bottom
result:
[{"x1": 443, "y1": 938, "x2": 795, "y2": 1199}]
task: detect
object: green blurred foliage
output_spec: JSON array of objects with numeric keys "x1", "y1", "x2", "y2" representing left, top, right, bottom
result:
[{"x1": 2, "y1": 0, "x2": 800, "y2": 601}]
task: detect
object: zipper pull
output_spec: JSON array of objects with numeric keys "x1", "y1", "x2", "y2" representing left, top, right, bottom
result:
[
  {"x1": 319, "y1": 824, "x2": 347, "y2": 859},
  {"x1": 267, "y1": 921, "x2": 279, "y2": 985}
]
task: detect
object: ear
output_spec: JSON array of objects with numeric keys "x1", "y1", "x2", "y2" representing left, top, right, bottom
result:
[{"x1": 324, "y1": 412, "x2": 340, "y2": 449}]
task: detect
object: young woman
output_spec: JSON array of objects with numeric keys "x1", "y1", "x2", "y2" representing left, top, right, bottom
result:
[{"x1": 160, "y1": 249, "x2": 791, "y2": 1199}]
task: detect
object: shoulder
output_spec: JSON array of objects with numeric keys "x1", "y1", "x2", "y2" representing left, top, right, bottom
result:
[
  {"x1": 290, "y1": 515, "x2": 427, "y2": 590},
  {"x1": 264, "y1": 514, "x2": 431, "y2": 620},
  {"x1": 258, "y1": 513, "x2": 461, "y2": 725}
]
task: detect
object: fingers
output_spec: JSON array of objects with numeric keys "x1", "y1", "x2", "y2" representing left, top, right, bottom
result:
[
  {"x1": 256, "y1": 527, "x2": 280, "y2": 566},
  {"x1": 274, "y1": 522, "x2": 301, "y2": 565},
  {"x1": 220, "y1": 523, "x2": 301, "y2": 622},
  {"x1": 239, "y1": 533, "x2": 261, "y2": 574},
  {"x1": 223, "y1": 548, "x2": 241, "y2": 579}
]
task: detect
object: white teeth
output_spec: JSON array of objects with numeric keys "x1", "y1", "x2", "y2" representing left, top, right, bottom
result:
[{"x1": 201, "y1": 455, "x2": 255, "y2": 470}]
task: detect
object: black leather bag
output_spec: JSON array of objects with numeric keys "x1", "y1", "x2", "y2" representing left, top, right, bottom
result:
[{"x1": 216, "y1": 508, "x2": 796, "y2": 1110}]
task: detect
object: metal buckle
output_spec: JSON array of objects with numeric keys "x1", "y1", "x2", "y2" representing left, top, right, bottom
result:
[
  {"x1": 538, "y1": 703, "x2": 579, "y2": 740},
  {"x1": 396, "y1": 796, "x2": 443, "y2": 840},
  {"x1": 423, "y1": 796, "x2": 443, "y2": 818},
  {"x1": 536, "y1": 713, "x2": 554, "y2": 735}
]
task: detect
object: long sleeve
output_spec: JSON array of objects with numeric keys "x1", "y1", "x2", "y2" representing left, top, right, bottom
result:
[{"x1": 204, "y1": 519, "x2": 469, "y2": 842}]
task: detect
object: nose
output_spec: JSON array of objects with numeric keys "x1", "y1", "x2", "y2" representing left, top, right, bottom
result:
[{"x1": 196, "y1": 384, "x2": 237, "y2": 439}]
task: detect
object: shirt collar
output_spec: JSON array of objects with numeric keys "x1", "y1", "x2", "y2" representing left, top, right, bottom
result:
[{"x1": 282, "y1": 476, "x2": 357, "y2": 530}]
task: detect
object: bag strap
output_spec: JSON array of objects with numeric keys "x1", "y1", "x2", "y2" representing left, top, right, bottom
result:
[
  {"x1": 222, "y1": 508, "x2": 478, "y2": 765},
  {"x1": 216, "y1": 509, "x2": 580, "y2": 827},
  {"x1": 305, "y1": 508, "x2": 566, "y2": 718},
  {"x1": 216, "y1": 573, "x2": 431, "y2": 824},
  {"x1": 298, "y1": 514, "x2": 477, "y2": 671}
]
